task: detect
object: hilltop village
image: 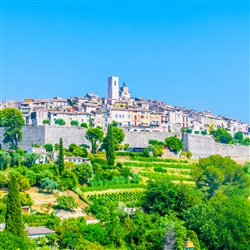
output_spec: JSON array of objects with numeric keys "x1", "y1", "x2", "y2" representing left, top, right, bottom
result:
[{"x1": 1, "y1": 76, "x2": 249, "y2": 137}]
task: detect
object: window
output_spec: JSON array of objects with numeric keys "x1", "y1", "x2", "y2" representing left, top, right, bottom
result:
[
  {"x1": 119, "y1": 114, "x2": 121, "y2": 118},
  {"x1": 82, "y1": 119, "x2": 84, "y2": 122},
  {"x1": 115, "y1": 114, "x2": 118, "y2": 118},
  {"x1": 122, "y1": 115, "x2": 124, "y2": 118},
  {"x1": 128, "y1": 115, "x2": 130, "y2": 118},
  {"x1": 114, "y1": 81, "x2": 116, "y2": 86}
]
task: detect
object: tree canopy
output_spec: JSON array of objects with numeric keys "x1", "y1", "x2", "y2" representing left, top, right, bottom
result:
[
  {"x1": 85, "y1": 128, "x2": 104, "y2": 154},
  {"x1": 165, "y1": 136, "x2": 183, "y2": 152}
]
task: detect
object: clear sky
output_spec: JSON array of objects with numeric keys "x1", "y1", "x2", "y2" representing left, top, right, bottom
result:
[{"x1": 1, "y1": 0, "x2": 249, "y2": 123}]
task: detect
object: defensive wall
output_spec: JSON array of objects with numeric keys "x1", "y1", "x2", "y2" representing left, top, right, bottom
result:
[
  {"x1": 0, "y1": 126, "x2": 249, "y2": 161},
  {"x1": 182, "y1": 133, "x2": 250, "y2": 161}
]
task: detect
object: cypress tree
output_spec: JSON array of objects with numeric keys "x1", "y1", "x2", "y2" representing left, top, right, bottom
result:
[
  {"x1": 106, "y1": 124, "x2": 115, "y2": 166},
  {"x1": 5, "y1": 174, "x2": 24, "y2": 238},
  {"x1": 58, "y1": 138, "x2": 65, "y2": 175}
]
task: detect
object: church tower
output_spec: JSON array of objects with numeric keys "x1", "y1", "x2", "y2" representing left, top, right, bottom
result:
[{"x1": 107, "y1": 76, "x2": 119, "y2": 102}]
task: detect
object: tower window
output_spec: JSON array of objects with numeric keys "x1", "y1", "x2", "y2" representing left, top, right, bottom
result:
[{"x1": 114, "y1": 81, "x2": 116, "y2": 86}]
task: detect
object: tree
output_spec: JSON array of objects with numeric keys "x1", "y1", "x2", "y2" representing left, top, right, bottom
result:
[
  {"x1": 19, "y1": 192, "x2": 33, "y2": 206},
  {"x1": 201, "y1": 130, "x2": 207, "y2": 135},
  {"x1": 60, "y1": 169, "x2": 78, "y2": 190},
  {"x1": 80, "y1": 122, "x2": 88, "y2": 128},
  {"x1": 40, "y1": 178, "x2": 58, "y2": 192},
  {"x1": 58, "y1": 138, "x2": 65, "y2": 175},
  {"x1": 5, "y1": 175, "x2": 24, "y2": 238},
  {"x1": 211, "y1": 128, "x2": 233, "y2": 144},
  {"x1": 186, "y1": 151, "x2": 192, "y2": 159},
  {"x1": 85, "y1": 128, "x2": 104, "y2": 154},
  {"x1": 193, "y1": 154, "x2": 250, "y2": 198},
  {"x1": 42, "y1": 119, "x2": 50, "y2": 125},
  {"x1": 72, "y1": 164, "x2": 92, "y2": 185},
  {"x1": 111, "y1": 120, "x2": 118, "y2": 127},
  {"x1": 23, "y1": 153, "x2": 39, "y2": 168},
  {"x1": 56, "y1": 195, "x2": 79, "y2": 210},
  {"x1": 112, "y1": 126, "x2": 125, "y2": 150},
  {"x1": 243, "y1": 137, "x2": 250, "y2": 146},
  {"x1": 0, "y1": 152, "x2": 11, "y2": 170},
  {"x1": 43, "y1": 143, "x2": 53, "y2": 152},
  {"x1": 234, "y1": 131, "x2": 243, "y2": 142},
  {"x1": 165, "y1": 136, "x2": 183, "y2": 152},
  {"x1": 10, "y1": 152, "x2": 22, "y2": 167},
  {"x1": 55, "y1": 118, "x2": 65, "y2": 126},
  {"x1": 0, "y1": 108, "x2": 25, "y2": 150},
  {"x1": 106, "y1": 124, "x2": 115, "y2": 166},
  {"x1": 71, "y1": 120, "x2": 79, "y2": 126},
  {"x1": 123, "y1": 143, "x2": 130, "y2": 151},
  {"x1": 0, "y1": 231, "x2": 28, "y2": 250}
]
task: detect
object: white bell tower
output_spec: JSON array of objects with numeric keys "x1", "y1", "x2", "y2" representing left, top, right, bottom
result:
[{"x1": 107, "y1": 76, "x2": 119, "y2": 102}]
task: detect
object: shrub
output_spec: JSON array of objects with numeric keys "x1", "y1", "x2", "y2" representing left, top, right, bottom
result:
[
  {"x1": 70, "y1": 120, "x2": 78, "y2": 126},
  {"x1": 123, "y1": 143, "x2": 130, "y2": 151},
  {"x1": 187, "y1": 151, "x2": 193, "y2": 159},
  {"x1": 181, "y1": 151, "x2": 187, "y2": 157},
  {"x1": 43, "y1": 143, "x2": 53, "y2": 152},
  {"x1": 154, "y1": 167, "x2": 167, "y2": 173},
  {"x1": 92, "y1": 157, "x2": 107, "y2": 166},
  {"x1": 194, "y1": 131, "x2": 200, "y2": 134},
  {"x1": 43, "y1": 119, "x2": 50, "y2": 125},
  {"x1": 186, "y1": 129, "x2": 192, "y2": 133},
  {"x1": 80, "y1": 122, "x2": 88, "y2": 128},
  {"x1": 55, "y1": 119, "x2": 65, "y2": 126},
  {"x1": 165, "y1": 136, "x2": 184, "y2": 152},
  {"x1": 201, "y1": 130, "x2": 207, "y2": 135},
  {"x1": 56, "y1": 195, "x2": 79, "y2": 210}
]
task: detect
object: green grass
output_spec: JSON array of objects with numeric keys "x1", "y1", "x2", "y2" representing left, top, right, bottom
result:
[{"x1": 140, "y1": 171, "x2": 192, "y2": 181}]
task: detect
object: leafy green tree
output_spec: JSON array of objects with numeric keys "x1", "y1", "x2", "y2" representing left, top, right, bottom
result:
[
  {"x1": 112, "y1": 126, "x2": 125, "y2": 150},
  {"x1": 60, "y1": 231, "x2": 79, "y2": 249},
  {"x1": 89, "y1": 117, "x2": 93, "y2": 128},
  {"x1": 153, "y1": 144, "x2": 164, "y2": 157},
  {"x1": 40, "y1": 178, "x2": 58, "y2": 192},
  {"x1": 71, "y1": 120, "x2": 79, "y2": 126},
  {"x1": 243, "y1": 137, "x2": 250, "y2": 146},
  {"x1": 0, "y1": 231, "x2": 28, "y2": 250},
  {"x1": 43, "y1": 143, "x2": 53, "y2": 152},
  {"x1": 85, "y1": 128, "x2": 104, "y2": 154},
  {"x1": 23, "y1": 153, "x2": 39, "y2": 168},
  {"x1": 234, "y1": 131, "x2": 243, "y2": 141},
  {"x1": 111, "y1": 120, "x2": 118, "y2": 127},
  {"x1": 17, "y1": 176, "x2": 31, "y2": 191},
  {"x1": 211, "y1": 128, "x2": 233, "y2": 144},
  {"x1": 60, "y1": 169, "x2": 78, "y2": 190},
  {"x1": 72, "y1": 164, "x2": 92, "y2": 185},
  {"x1": 193, "y1": 154, "x2": 250, "y2": 198},
  {"x1": 123, "y1": 143, "x2": 130, "y2": 151},
  {"x1": 10, "y1": 152, "x2": 22, "y2": 167},
  {"x1": 55, "y1": 118, "x2": 65, "y2": 126},
  {"x1": 5, "y1": 175, "x2": 24, "y2": 238},
  {"x1": 165, "y1": 136, "x2": 183, "y2": 152},
  {"x1": 58, "y1": 138, "x2": 65, "y2": 175},
  {"x1": 19, "y1": 192, "x2": 33, "y2": 206},
  {"x1": 184, "y1": 195, "x2": 250, "y2": 250},
  {"x1": 0, "y1": 108, "x2": 25, "y2": 150},
  {"x1": 42, "y1": 119, "x2": 50, "y2": 124},
  {"x1": 56, "y1": 195, "x2": 79, "y2": 210},
  {"x1": 0, "y1": 151, "x2": 11, "y2": 170},
  {"x1": 106, "y1": 124, "x2": 115, "y2": 165},
  {"x1": 80, "y1": 122, "x2": 88, "y2": 128}
]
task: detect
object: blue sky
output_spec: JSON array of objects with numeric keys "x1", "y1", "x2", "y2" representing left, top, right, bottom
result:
[{"x1": 1, "y1": 0, "x2": 249, "y2": 122}]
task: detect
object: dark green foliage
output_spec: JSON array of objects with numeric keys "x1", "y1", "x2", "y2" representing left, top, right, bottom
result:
[
  {"x1": 68, "y1": 143, "x2": 88, "y2": 158},
  {"x1": 73, "y1": 163, "x2": 93, "y2": 184},
  {"x1": 43, "y1": 143, "x2": 53, "y2": 152},
  {"x1": 23, "y1": 213, "x2": 60, "y2": 228},
  {"x1": 23, "y1": 153, "x2": 39, "y2": 168},
  {"x1": 187, "y1": 230, "x2": 200, "y2": 250},
  {"x1": 111, "y1": 120, "x2": 118, "y2": 127},
  {"x1": 42, "y1": 119, "x2": 50, "y2": 124},
  {"x1": 56, "y1": 195, "x2": 79, "y2": 210},
  {"x1": 243, "y1": 137, "x2": 250, "y2": 146},
  {"x1": 194, "y1": 130, "x2": 200, "y2": 134},
  {"x1": 40, "y1": 177, "x2": 58, "y2": 192},
  {"x1": 60, "y1": 169, "x2": 78, "y2": 190},
  {"x1": 10, "y1": 152, "x2": 22, "y2": 167},
  {"x1": 201, "y1": 130, "x2": 207, "y2": 135},
  {"x1": 185, "y1": 128, "x2": 192, "y2": 133},
  {"x1": 193, "y1": 154, "x2": 250, "y2": 198},
  {"x1": 121, "y1": 167, "x2": 131, "y2": 178},
  {"x1": 154, "y1": 166, "x2": 167, "y2": 173},
  {"x1": 80, "y1": 122, "x2": 88, "y2": 128},
  {"x1": 234, "y1": 131, "x2": 243, "y2": 141},
  {"x1": 0, "y1": 108, "x2": 25, "y2": 150},
  {"x1": 71, "y1": 120, "x2": 79, "y2": 126},
  {"x1": 0, "y1": 231, "x2": 28, "y2": 250},
  {"x1": 184, "y1": 195, "x2": 250, "y2": 249},
  {"x1": 0, "y1": 151, "x2": 11, "y2": 170},
  {"x1": 165, "y1": 136, "x2": 184, "y2": 152},
  {"x1": 58, "y1": 138, "x2": 65, "y2": 175},
  {"x1": 142, "y1": 148, "x2": 150, "y2": 157},
  {"x1": 85, "y1": 128, "x2": 104, "y2": 154},
  {"x1": 211, "y1": 128, "x2": 233, "y2": 144},
  {"x1": 106, "y1": 124, "x2": 115, "y2": 165},
  {"x1": 55, "y1": 118, "x2": 65, "y2": 125},
  {"x1": 92, "y1": 157, "x2": 107, "y2": 166},
  {"x1": 5, "y1": 175, "x2": 24, "y2": 238}
]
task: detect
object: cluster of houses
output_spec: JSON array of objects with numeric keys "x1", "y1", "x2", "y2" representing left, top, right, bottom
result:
[{"x1": 1, "y1": 76, "x2": 249, "y2": 137}]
